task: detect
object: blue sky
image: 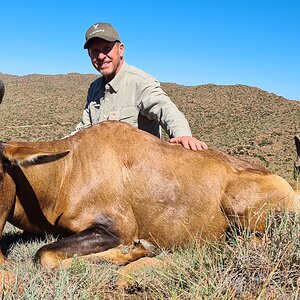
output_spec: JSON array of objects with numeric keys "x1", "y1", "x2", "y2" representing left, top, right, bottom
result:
[{"x1": 0, "y1": 1, "x2": 299, "y2": 100}]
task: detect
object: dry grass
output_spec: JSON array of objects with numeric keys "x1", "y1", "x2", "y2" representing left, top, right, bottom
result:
[{"x1": 0, "y1": 213, "x2": 299, "y2": 299}]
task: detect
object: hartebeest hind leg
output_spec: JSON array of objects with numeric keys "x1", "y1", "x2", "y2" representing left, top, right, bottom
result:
[
  {"x1": 222, "y1": 172, "x2": 300, "y2": 242},
  {"x1": 34, "y1": 225, "x2": 156, "y2": 269}
]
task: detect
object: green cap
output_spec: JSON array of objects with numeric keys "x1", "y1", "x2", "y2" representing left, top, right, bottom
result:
[{"x1": 84, "y1": 22, "x2": 121, "y2": 49}]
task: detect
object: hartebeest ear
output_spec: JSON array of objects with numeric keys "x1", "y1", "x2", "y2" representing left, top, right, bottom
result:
[
  {"x1": 0, "y1": 143, "x2": 70, "y2": 167},
  {"x1": 295, "y1": 136, "x2": 300, "y2": 157}
]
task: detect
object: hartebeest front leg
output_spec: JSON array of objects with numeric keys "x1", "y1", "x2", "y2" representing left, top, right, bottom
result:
[
  {"x1": 34, "y1": 225, "x2": 157, "y2": 269},
  {"x1": 55, "y1": 239, "x2": 158, "y2": 269},
  {"x1": 34, "y1": 224, "x2": 120, "y2": 268}
]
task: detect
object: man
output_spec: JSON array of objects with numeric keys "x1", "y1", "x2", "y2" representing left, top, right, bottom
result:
[{"x1": 74, "y1": 22, "x2": 207, "y2": 151}]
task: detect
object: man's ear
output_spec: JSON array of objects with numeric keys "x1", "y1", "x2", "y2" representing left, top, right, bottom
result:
[
  {"x1": 87, "y1": 48, "x2": 92, "y2": 58},
  {"x1": 119, "y1": 43, "x2": 125, "y2": 59}
]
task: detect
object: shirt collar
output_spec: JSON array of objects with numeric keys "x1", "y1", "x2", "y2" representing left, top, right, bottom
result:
[{"x1": 107, "y1": 61, "x2": 128, "y2": 93}]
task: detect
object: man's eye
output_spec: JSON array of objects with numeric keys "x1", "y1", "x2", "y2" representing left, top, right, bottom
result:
[
  {"x1": 91, "y1": 50, "x2": 99, "y2": 56},
  {"x1": 103, "y1": 47, "x2": 112, "y2": 53},
  {"x1": 90, "y1": 46, "x2": 112, "y2": 56}
]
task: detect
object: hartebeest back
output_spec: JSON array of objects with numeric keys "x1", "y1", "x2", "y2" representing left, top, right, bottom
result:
[{"x1": 0, "y1": 121, "x2": 299, "y2": 268}]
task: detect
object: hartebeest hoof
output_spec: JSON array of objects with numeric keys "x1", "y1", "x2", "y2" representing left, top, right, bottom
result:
[{"x1": 137, "y1": 239, "x2": 159, "y2": 257}]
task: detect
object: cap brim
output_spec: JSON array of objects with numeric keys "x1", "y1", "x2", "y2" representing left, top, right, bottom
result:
[{"x1": 83, "y1": 35, "x2": 119, "y2": 49}]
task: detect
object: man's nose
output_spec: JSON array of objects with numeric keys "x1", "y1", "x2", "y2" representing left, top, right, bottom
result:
[{"x1": 98, "y1": 52, "x2": 106, "y2": 60}]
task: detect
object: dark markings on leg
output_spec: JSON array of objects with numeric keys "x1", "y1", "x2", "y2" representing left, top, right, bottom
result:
[{"x1": 34, "y1": 224, "x2": 120, "y2": 264}]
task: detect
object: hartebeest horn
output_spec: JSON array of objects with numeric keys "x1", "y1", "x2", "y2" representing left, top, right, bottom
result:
[
  {"x1": 0, "y1": 79, "x2": 4, "y2": 104},
  {"x1": 295, "y1": 136, "x2": 300, "y2": 157},
  {"x1": 294, "y1": 136, "x2": 300, "y2": 177}
]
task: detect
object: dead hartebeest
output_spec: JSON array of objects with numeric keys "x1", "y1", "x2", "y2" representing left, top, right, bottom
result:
[{"x1": 0, "y1": 121, "x2": 299, "y2": 269}]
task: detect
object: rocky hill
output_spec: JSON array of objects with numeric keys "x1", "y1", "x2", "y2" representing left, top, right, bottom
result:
[{"x1": 0, "y1": 73, "x2": 299, "y2": 182}]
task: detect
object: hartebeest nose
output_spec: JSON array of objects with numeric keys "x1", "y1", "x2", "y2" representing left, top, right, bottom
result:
[{"x1": 0, "y1": 79, "x2": 4, "y2": 104}]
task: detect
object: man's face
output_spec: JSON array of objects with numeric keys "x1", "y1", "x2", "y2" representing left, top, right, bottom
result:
[{"x1": 88, "y1": 39, "x2": 124, "y2": 82}]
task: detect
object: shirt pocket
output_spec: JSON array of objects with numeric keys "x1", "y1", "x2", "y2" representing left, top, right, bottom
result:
[{"x1": 119, "y1": 106, "x2": 138, "y2": 127}]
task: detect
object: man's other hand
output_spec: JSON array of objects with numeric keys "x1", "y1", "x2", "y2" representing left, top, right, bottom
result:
[{"x1": 169, "y1": 136, "x2": 208, "y2": 151}]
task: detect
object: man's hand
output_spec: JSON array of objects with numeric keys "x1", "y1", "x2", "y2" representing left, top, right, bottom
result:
[{"x1": 170, "y1": 136, "x2": 208, "y2": 151}]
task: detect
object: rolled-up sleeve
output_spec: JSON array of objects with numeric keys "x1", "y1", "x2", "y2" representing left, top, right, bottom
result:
[
  {"x1": 75, "y1": 105, "x2": 91, "y2": 131},
  {"x1": 137, "y1": 77, "x2": 192, "y2": 138}
]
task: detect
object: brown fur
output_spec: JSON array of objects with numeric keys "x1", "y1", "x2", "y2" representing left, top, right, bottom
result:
[{"x1": 0, "y1": 121, "x2": 299, "y2": 268}]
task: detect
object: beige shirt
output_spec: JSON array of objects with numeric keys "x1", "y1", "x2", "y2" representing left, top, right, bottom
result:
[{"x1": 75, "y1": 62, "x2": 192, "y2": 138}]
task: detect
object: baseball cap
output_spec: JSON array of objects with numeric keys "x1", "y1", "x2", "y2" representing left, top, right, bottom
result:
[{"x1": 84, "y1": 22, "x2": 121, "y2": 49}]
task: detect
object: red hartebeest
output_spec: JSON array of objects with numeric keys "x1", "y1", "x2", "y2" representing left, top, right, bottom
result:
[{"x1": 0, "y1": 121, "x2": 299, "y2": 269}]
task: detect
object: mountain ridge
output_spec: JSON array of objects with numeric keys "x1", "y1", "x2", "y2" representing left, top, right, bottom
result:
[{"x1": 0, "y1": 73, "x2": 299, "y2": 181}]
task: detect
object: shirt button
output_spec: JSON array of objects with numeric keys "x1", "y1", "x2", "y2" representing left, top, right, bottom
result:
[{"x1": 105, "y1": 84, "x2": 110, "y2": 91}]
